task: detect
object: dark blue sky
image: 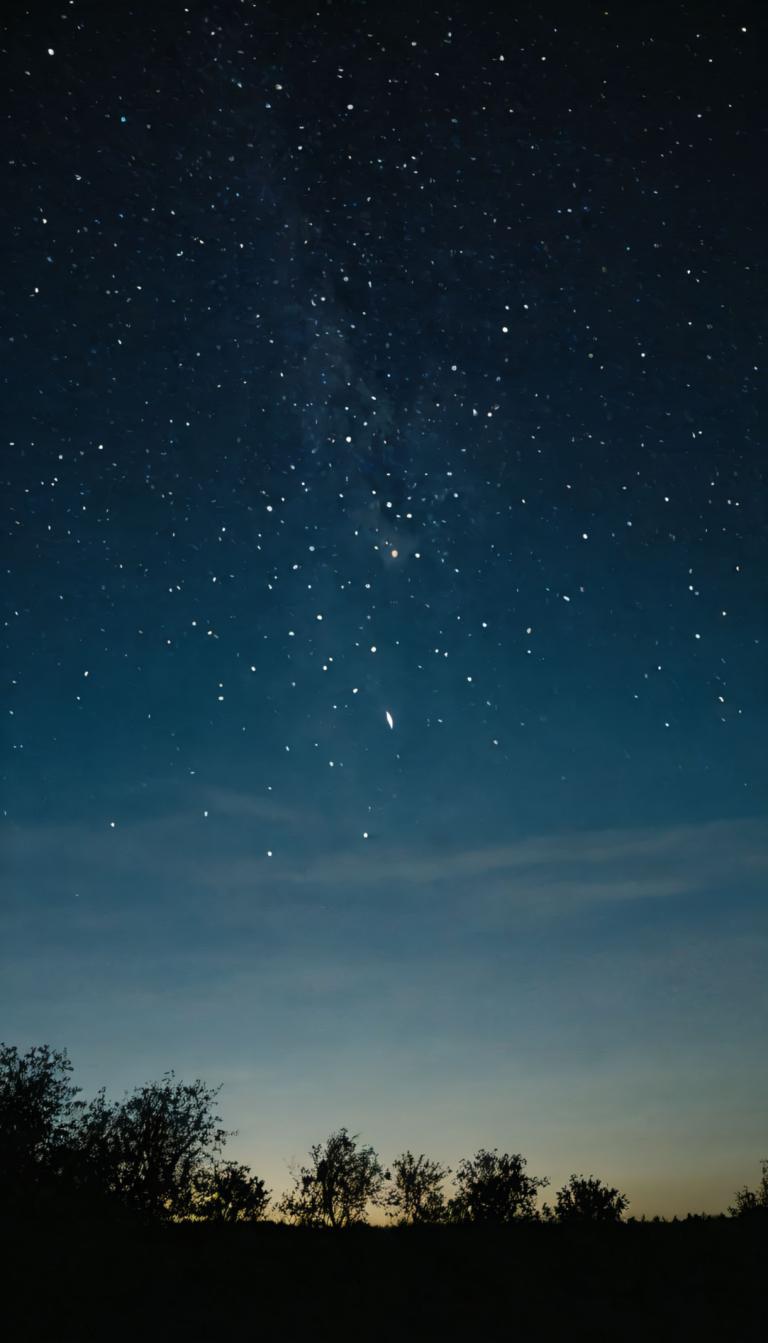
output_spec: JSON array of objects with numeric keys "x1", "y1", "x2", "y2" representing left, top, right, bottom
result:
[{"x1": 2, "y1": 0, "x2": 766, "y2": 1215}]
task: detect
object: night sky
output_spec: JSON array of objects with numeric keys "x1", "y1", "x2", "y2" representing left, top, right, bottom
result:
[{"x1": 3, "y1": 0, "x2": 766, "y2": 1217}]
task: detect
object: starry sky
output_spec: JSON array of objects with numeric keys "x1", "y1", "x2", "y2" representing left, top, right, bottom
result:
[{"x1": 2, "y1": 0, "x2": 766, "y2": 1217}]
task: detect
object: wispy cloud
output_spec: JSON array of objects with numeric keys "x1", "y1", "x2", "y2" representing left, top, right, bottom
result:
[
  {"x1": 2, "y1": 802, "x2": 765, "y2": 930},
  {"x1": 267, "y1": 815, "x2": 767, "y2": 896}
]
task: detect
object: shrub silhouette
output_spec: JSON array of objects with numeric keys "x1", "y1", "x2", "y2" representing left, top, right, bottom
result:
[
  {"x1": 548, "y1": 1173, "x2": 629, "y2": 1223},
  {"x1": 192, "y1": 1160, "x2": 271, "y2": 1223},
  {"x1": 729, "y1": 1159, "x2": 768, "y2": 1220},
  {"x1": 386, "y1": 1151, "x2": 450, "y2": 1225},
  {"x1": 280, "y1": 1128, "x2": 387, "y2": 1227},
  {"x1": 3, "y1": 1041, "x2": 765, "y2": 1238},
  {"x1": 0, "y1": 1043, "x2": 83, "y2": 1205},
  {"x1": 449, "y1": 1149, "x2": 548, "y2": 1224},
  {"x1": 79, "y1": 1073, "x2": 230, "y2": 1221}
]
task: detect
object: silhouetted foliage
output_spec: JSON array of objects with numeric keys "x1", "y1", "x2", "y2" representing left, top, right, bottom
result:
[
  {"x1": 386, "y1": 1151, "x2": 450, "y2": 1225},
  {"x1": 68, "y1": 1087, "x2": 119, "y2": 1198},
  {"x1": 192, "y1": 1161, "x2": 270, "y2": 1223},
  {"x1": 2, "y1": 1039, "x2": 765, "y2": 1268},
  {"x1": 449, "y1": 1149, "x2": 548, "y2": 1224},
  {"x1": 548, "y1": 1173, "x2": 629, "y2": 1223},
  {"x1": 82, "y1": 1073, "x2": 229, "y2": 1221},
  {"x1": 67, "y1": 1082, "x2": 269, "y2": 1225},
  {"x1": 0, "y1": 1043, "x2": 82, "y2": 1203},
  {"x1": 729, "y1": 1158, "x2": 768, "y2": 1220},
  {"x1": 280, "y1": 1128, "x2": 387, "y2": 1227}
]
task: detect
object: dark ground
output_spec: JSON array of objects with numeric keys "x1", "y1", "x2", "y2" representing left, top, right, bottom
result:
[{"x1": 4, "y1": 1218, "x2": 765, "y2": 1341}]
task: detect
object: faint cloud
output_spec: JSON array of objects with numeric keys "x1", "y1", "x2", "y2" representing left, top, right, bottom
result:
[{"x1": 3, "y1": 803, "x2": 765, "y2": 926}]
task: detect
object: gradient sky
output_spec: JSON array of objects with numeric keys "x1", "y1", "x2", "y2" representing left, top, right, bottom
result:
[{"x1": 2, "y1": 0, "x2": 766, "y2": 1218}]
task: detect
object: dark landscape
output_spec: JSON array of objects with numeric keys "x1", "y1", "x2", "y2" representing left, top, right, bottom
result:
[
  {"x1": 5, "y1": 1218, "x2": 766, "y2": 1341},
  {"x1": 2, "y1": 1044, "x2": 766, "y2": 1340}
]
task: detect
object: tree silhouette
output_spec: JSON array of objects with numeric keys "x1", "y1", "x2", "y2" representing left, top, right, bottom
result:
[
  {"x1": 4, "y1": 1039, "x2": 763, "y2": 1240},
  {"x1": 729, "y1": 1159, "x2": 768, "y2": 1220},
  {"x1": 69, "y1": 1087, "x2": 116, "y2": 1191},
  {"x1": 449, "y1": 1149, "x2": 548, "y2": 1224},
  {"x1": 0, "y1": 1043, "x2": 82, "y2": 1203},
  {"x1": 280, "y1": 1128, "x2": 386, "y2": 1227},
  {"x1": 386, "y1": 1151, "x2": 450, "y2": 1225},
  {"x1": 192, "y1": 1161, "x2": 271, "y2": 1223},
  {"x1": 549, "y1": 1174, "x2": 629, "y2": 1224},
  {"x1": 77, "y1": 1072, "x2": 229, "y2": 1221}
]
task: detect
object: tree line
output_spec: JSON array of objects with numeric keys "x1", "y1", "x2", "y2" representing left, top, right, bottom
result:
[{"x1": 2, "y1": 1044, "x2": 765, "y2": 1227}]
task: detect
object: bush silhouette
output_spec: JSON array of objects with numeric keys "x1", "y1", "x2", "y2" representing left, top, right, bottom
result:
[
  {"x1": 1, "y1": 1046, "x2": 272, "y2": 1225},
  {"x1": 3, "y1": 1040, "x2": 765, "y2": 1243},
  {"x1": 729, "y1": 1159, "x2": 768, "y2": 1220},
  {"x1": 548, "y1": 1173, "x2": 629, "y2": 1223},
  {"x1": 0, "y1": 1043, "x2": 83, "y2": 1206},
  {"x1": 449, "y1": 1149, "x2": 548, "y2": 1224},
  {"x1": 386, "y1": 1151, "x2": 450, "y2": 1225},
  {"x1": 192, "y1": 1160, "x2": 271, "y2": 1223},
  {"x1": 280, "y1": 1128, "x2": 387, "y2": 1227},
  {"x1": 78, "y1": 1072, "x2": 229, "y2": 1221}
]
